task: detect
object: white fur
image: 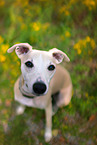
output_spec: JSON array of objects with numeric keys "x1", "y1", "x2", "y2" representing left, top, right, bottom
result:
[
  {"x1": 45, "y1": 128, "x2": 52, "y2": 142},
  {"x1": 16, "y1": 105, "x2": 25, "y2": 115}
]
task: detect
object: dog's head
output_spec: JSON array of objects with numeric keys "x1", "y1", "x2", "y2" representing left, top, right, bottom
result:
[{"x1": 7, "y1": 43, "x2": 70, "y2": 96}]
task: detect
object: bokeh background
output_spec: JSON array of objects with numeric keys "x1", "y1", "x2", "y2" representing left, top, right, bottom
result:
[{"x1": 0, "y1": 0, "x2": 97, "y2": 144}]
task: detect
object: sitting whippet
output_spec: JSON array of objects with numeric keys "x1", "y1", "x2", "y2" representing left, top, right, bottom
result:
[{"x1": 7, "y1": 43, "x2": 72, "y2": 142}]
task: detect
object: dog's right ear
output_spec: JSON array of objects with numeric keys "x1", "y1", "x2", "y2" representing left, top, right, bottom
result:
[{"x1": 7, "y1": 43, "x2": 32, "y2": 59}]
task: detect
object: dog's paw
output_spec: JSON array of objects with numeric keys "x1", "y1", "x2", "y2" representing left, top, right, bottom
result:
[
  {"x1": 16, "y1": 105, "x2": 25, "y2": 115},
  {"x1": 44, "y1": 128, "x2": 52, "y2": 142}
]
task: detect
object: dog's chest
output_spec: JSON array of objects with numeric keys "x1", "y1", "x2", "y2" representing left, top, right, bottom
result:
[{"x1": 15, "y1": 94, "x2": 48, "y2": 109}]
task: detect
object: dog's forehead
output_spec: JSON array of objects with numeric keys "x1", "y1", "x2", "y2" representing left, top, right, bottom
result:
[
  {"x1": 22, "y1": 50, "x2": 53, "y2": 63},
  {"x1": 32, "y1": 50, "x2": 50, "y2": 58}
]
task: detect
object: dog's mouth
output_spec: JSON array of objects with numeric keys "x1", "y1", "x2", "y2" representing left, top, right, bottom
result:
[{"x1": 20, "y1": 87, "x2": 47, "y2": 99}]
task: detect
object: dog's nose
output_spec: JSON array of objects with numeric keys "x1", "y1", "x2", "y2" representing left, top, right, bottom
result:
[{"x1": 33, "y1": 82, "x2": 47, "y2": 95}]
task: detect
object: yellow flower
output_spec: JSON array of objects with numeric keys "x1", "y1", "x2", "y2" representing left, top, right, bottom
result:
[
  {"x1": 83, "y1": 0, "x2": 96, "y2": 10},
  {"x1": 0, "y1": 54, "x2": 6, "y2": 62},
  {"x1": 1, "y1": 44, "x2": 9, "y2": 54},
  {"x1": 77, "y1": 48, "x2": 81, "y2": 55},
  {"x1": 22, "y1": 0, "x2": 29, "y2": 7},
  {"x1": 0, "y1": 0, "x2": 5, "y2": 7},
  {"x1": 0, "y1": 36, "x2": 4, "y2": 44},
  {"x1": 59, "y1": 5, "x2": 70, "y2": 16},
  {"x1": 65, "y1": 10, "x2": 70, "y2": 16},
  {"x1": 82, "y1": 40, "x2": 87, "y2": 47},
  {"x1": 32, "y1": 22, "x2": 41, "y2": 31},
  {"x1": 59, "y1": 5, "x2": 66, "y2": 13},
  {"x1": 90, "y1": 0, "x2": 95, "y2": 6},
  {"x1": 65, "y1": 31, "x2": 71, "y2": 37},
  {"x1": 86, "y1": 36, "x2": 91, "y2": 42},
  {"x1": 74, "y1": 43, "x2": 80, "y2": 50},
  {"x1": 90, "y1": 39, "x2": 96, "y2": 49}
]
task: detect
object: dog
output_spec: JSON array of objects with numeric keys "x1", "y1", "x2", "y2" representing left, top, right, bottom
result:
[{"x1": 7, "y1": 43, "x2": 72, "y2": 142}]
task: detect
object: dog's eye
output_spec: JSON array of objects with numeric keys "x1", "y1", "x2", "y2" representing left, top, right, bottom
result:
[
  {"x1": 48, "y1": 65, "x2": 55, "y2": 71},
  {"x1": 25, "y1": 61, "x2": 34, "y2": 68}
]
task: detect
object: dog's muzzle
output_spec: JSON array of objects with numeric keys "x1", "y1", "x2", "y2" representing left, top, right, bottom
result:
[{"x1": 33, "y1": 81, "x2": 47, "y2": 95}]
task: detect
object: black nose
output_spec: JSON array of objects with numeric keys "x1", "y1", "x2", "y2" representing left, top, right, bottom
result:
[{"x1": 33, "y1": 82, "x2": 47, "y2": 95}]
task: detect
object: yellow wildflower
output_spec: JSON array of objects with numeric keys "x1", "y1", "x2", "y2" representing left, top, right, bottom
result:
[
  {"x1": 86, "y1": 36, "x2": 91, "y2": 42},
  {"x1": 90, "y1": 39, "x2": 96, "y2": 49},
  {"x1": 0, "y1": 0, "x2": 5, "y2": 7},
  {"x1": 65, "y1": 31, "x2": 71, "y2": 37},
  {"x1": 0, "y1": 36, "x2": 4, "y2": 44},
  {"x1": 11, "y1": 80, "x2": 15, "y2": 84},
  {"x1": 32, "y1": 22, "x2": 41, "y2": 31},
  {"x1": 83, "y1": 0, "x2": 96, "y2": 10},
  {"x1": 59, "y1": 5, "x2": 70, "y2": 16},
  {"x1": 90, "y1": 0, "x2": 96, "y2": 7},
  {"x1": 65, "y1": 10, "x2": 70, "y2": 16},
  {"x1": 59, "y1": 5, "x2": 66, "y2": 13},
  {"x1": 82, "y1": 40, "x2": 87, "y2": 47},
  {"x1": 1, "y1": 44, "x2": 9, "y2": 54},
  {"x1": 23, "y1": 0, "x2": 29, "y2": 7},
  {"x1": 77, "y1": 48, "x2": 81, "y2": 55},
  {"x1": 0, "y1": 54, "x2": 6, "y2": 62},
  {"x1": 74, "y1": 43, "x2": 80, "y2": 50}
]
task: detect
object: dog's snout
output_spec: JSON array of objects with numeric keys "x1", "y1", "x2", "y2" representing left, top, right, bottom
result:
[{"x1": 33, "y1": 82, "x2": 47, "y2": 95}]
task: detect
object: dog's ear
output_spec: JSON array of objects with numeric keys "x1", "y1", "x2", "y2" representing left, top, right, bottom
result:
[
  {"x1": 49, "y1": 48, "x2": 70, "y2": 64},
  {"x1": 7, "y1": 43, "x2": 32, "y2": 59}
]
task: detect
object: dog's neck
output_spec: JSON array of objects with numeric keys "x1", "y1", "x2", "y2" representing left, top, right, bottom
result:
[{"x1": 19, "y1": 75, "x2": 35, "y2": 99}]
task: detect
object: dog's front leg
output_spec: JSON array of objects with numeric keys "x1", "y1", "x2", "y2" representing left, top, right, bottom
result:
[{"x1": 45, "y1": 101, "x2": 52, "y2": 142}]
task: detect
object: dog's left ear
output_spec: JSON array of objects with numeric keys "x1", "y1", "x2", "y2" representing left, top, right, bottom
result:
[
  {"x1": 49, "y1": 48, "x2": 70, "y2": 64},
  {"x1": 7, "y1": 43, "x2": 32, "y2": 59}
]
